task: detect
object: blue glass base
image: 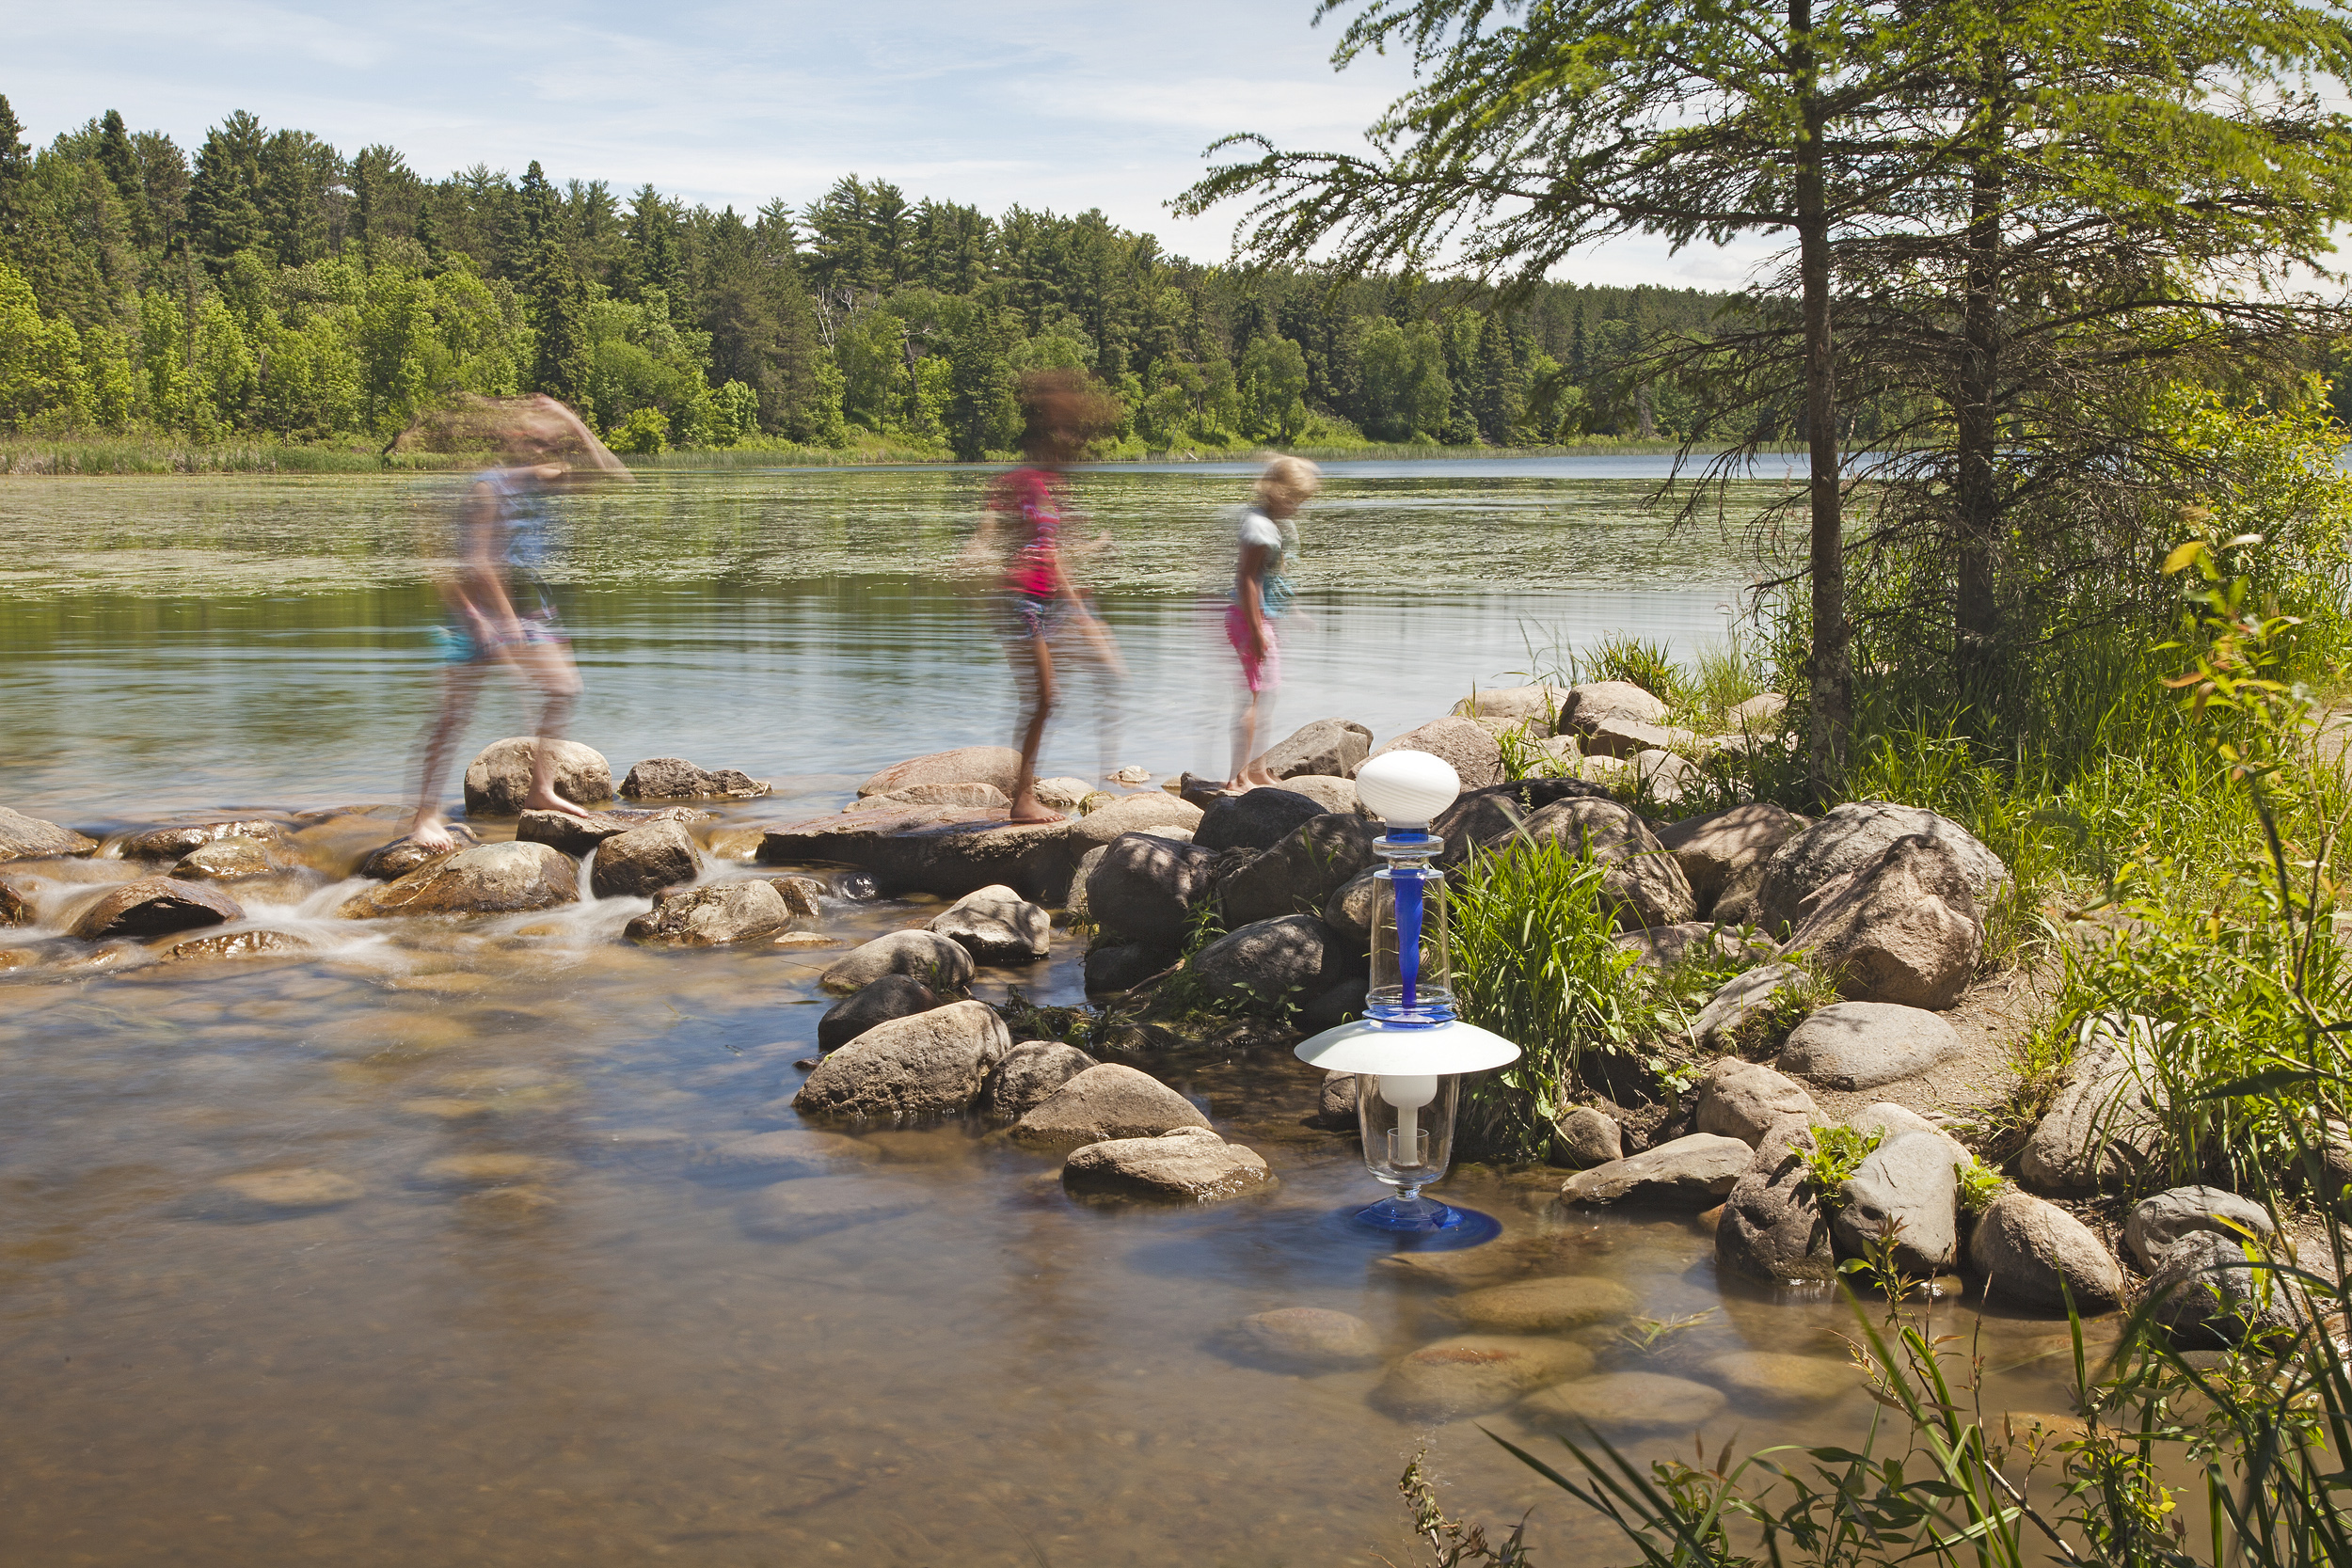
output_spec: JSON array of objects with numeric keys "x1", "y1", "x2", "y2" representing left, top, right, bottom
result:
[{"x1": 1353, "y1": 1196, "x2": 1504, "y2": 1245}]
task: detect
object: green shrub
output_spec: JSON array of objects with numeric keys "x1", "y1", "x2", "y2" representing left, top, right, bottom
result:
[{"x1": 1795, "y1": 1122, "x2": 1880, "y2": 1207}]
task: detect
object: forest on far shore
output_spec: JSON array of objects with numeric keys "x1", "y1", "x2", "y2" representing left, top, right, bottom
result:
[{"x1": 0, "y1": 96, "x2": 1734, "y2": 457}]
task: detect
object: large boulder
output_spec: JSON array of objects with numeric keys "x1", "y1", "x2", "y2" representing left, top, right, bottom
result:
[
  {"x1": 817, "y1": 974, "x2": 941, "y2": 1053},
  {"x1": 1367, "y1": 718, "x2": 1506, "y2": 791},
  {"x1": 791, "y1": 1000, "x2": 1011, "y2": 1119},
  {"x1": 1557, "y1": 1132, "x2": 1751, "y2": 1209},
  {"x1": 1009, "y1": 1063, "x2": 1209, "y2": 1147},
  {"x1": 1834, "y1": 1131, "x2": 1962, "y2": 1273},
  {"x1": 461, "y1": 737, "x2": 612, "y2": 816},
  {"x1": 1066, "y1": 793, "x2": 1205, "y2": 850},
  {"x1": 1968, "y1": 1189, "x2": 2126, "y2": 1312},
  {"x1": 1690, "y1": 963, "x2": 1804, "y2": 1054},
  {"x1": 818, "y1": 929, "x2": 976, "y2": 994},
  {"x1": 848, "y1": 783, "x2": 1009, "y2": 813},
  {"x1": 1323, "y1": 869, "x2": 1380, "y2": 949},
  {"x1": 930, "y1": 883, "x2": 1050, "y2": 963},
  {"x1": 119, "y1": 818, "x2": 289, "y2": 861},
  {"x1": 1086, "y1": 834, "x2": 1218, "y2": 947},
  {"x1": 980, "y1": 1040, "x2": 1100, "y2": 1120},
  {"x1": 588, "y1": 819, "x2": 703, "y2": 899},
  {"x1": 1195, "y1": 788, "x2": 1328, "y2": 853},
  {"x1": 1755, "y1": 801, "x2": 2010, "y2": 935},
  {"x1": 1654, "y1": 802, "x2": 1810, "y2": 914},
  {"x1": 1064, "y1": 844, "x2": 1110, "y2": 923},
  {"x1": 1452, "y1": 685, "x2": 1567, "y2": 731},
  {"x1": 1261, "y1": 774, "x2": 1359, "y2": 816},
  {"x1": 1716, "y1": 1117, "x2": 1838, "y2": 1283},
  {"x1": 1516, "y1": 797, "x2": 1696, "y2": 929},
  {"x1": 1695, "y1": 1058, "x2": 1819, "y2": 1147},
  {"x1": 0, "y1": 806, "x2": 97, "y2": 863},
  {"x1": 2018, "y1": 1017, "x2": 2168, "y2": 1195},
  {"x1": 1060, "y1": 1126, "x2": 1273, "y2": 1203},
  {"x1": 624, "y1": 880, "x2": 798, "y2": 946},
  {"x1": 1373, "y1": 1335, "x2": 1594, "y2": 1419},
  {"x1": 1776, "y1": 1002, "x2": 1964, "y2": 1090},
  {"x1": 1780, "y1": 835, "x2": 1981, "y2": 1009},
  {"x1": 2124, "y1": 1186, "x2": 2277, "y2": 1271},
  {"x1": 1259, "y1": 718, "x2": 1374, "y2": 780},
  {"x1": 70, "y1": 877, "x2": 244, "y2": 939},
  {"x1": 855, "y1": 746, "x2": 1024, "y2": 799},
  {"x1": 1218, "y1": 813, "x2": 1380, "y2": 927},
  {"x1": 619, "y1": 756, "x2": 768, "y2": 800},
  {"x1": 358, "y1": 825, "x2": 481, "y2": 879},
  {"x1": 1562, "y1": 681, "x2": 1669, "y2": 733},
  {"x1": 2142, "y1": 1230, "x2": 2303, "y2": 1344},
  {"x1": 338, "y1": 841, "x2": 580, "y2": 918},
  {"x1": 757, "y1": 809, "x2": 1077, "y2": 902},
  {"x1": 1432, "y1": 778, "x2": 1613, "y2": 863},
  {"x1": 1188, "y1": 914, "x2": 1359, "y2": 1015}
]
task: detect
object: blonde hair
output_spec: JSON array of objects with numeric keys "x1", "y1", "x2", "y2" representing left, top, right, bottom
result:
[{"x1": 1255, "y1": 453, "x2": 1322, "y2": 511}]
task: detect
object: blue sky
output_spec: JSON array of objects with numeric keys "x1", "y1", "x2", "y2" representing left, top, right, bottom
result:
[{"x1": 5, "y1": 0, "x2": 1766, "y2": 287}]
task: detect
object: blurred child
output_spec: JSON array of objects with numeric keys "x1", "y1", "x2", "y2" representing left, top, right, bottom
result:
[{"x1": 1221, "y1": 454, "x2": 1320, "y2": 792}]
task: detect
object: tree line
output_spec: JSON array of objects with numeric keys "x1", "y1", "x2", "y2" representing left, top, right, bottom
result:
[{"x1": 0, "y1": 95, "x2": 1739, "y2": 455}]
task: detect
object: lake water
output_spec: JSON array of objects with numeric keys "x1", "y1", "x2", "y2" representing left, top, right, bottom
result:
[{"x1": 0, "y1": 460, "x2": 2082, "y2": 1567}]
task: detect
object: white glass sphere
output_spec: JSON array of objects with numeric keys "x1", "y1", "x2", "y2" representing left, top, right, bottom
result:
[{"x1": 1355, "y1": 750, "x2": 1462, "y2": 829}]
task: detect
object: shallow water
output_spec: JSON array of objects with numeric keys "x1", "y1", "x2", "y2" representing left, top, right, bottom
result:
[{"x1": 0, "y1": 462, "x2": 2085, "y2": 1566}]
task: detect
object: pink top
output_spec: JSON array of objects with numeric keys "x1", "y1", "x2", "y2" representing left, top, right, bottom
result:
[{"x1": 990, "y1": 467, "x2": 1061, "y2": 596}]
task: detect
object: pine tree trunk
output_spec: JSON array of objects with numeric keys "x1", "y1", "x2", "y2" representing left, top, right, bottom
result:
[{"x1": 1793, "y1": 0, "x2": 1848, "y2": 804}]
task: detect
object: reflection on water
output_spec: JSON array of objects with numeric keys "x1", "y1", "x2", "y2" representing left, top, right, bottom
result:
[{"x1": 0, "y1": 464, "x2": 2083, "y2": 1566}]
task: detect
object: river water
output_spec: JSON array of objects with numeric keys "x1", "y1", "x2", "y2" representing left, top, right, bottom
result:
[{"x1": 0, "y1": 460, "x2": 2086, "y2": 1567}]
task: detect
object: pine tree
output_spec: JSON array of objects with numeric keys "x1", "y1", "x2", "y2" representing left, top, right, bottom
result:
[
  {"x1": 521, "y1": 163, "x2": 588, "y2": 411},
  {"x1": 944, "y1": 304, "x2": 1018, "y2": 460},
  {"x1": 0, "y1": 96, "x2": 32, "y2": 250},
  {"x1": 188, "y1": 111, "x2": 267, "y2": 270}
]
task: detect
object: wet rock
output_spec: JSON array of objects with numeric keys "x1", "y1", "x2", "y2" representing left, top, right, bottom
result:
[
  {"x1": 1558, "y1": 1132, "x2": 1751, "y2": 1209},
  {"x1": 1032, "y1": 777, "x2": 1096, "y2": 813},
  {"x1": 1781, "y1": 835, "x2": 1981, "y2": 1010},
  {"x1": 620, "y1": 756, "x2": 769, "y2": 800},
  {"x1": 1835, "y1": 1131, "x2": 1962, "y2": 1273},
  {"x1": 1697, "y1": 1058, "x2": 1819, "y2": 1147},
  {"x1": 1367, "y1": 717, "x2": 1506, "y2": 791},
  {"x1": 71, "y1": 877, "x2": 245, "y2": 939},
  {"x1": 1301, "y1": 974, "x2": 1367, "y2": 1029},
  {"x1": 1234, "y1": 1307, "x2": 1383, "y2": 1370},
  {"x1": 1716, "y1": 1117, "x2": 1837, "y2": 1283},
  {"x1": 855, "y1": 745, "x2": 1025, "y2": 799},
  {"x1": 1009, "y1": 1063, "x2": 1210, "y2": 1147},
  {"x1": 461, "y1": 736, "x2": 612, "y2": 816},
  {"x1": 1085, "y1": 833, "x2": 1218, "y2": 947},
  {"x1": 1515, "y1": 797, "x2": 1696, "y2": 930},
  {"x1": 818, "y1": 929, "x2": 976, "y2": 995},
  {"x1": 119, "y1": 817, "x2": 290, "y2": 861},
  {"x1": 1613, "y1": 922, "x2": 1775, "y2": 971},
  {"x1": 1756, "y1": 801, "x2": 2010, "y2": 935},
  {"x1": 1083, "y1": 940, "x2": 1177, "y2": 996},
  {"x1": 2143, "y1": 1229, "x2": 2303, "y2": 1344},
  {"x1": 1454, "y1": 684, "x2": 1567, "y2": 732},
  {"x1": 759, "y1": 809, "x2": 1077, "y2": 902},
  {"x1": 1066, "y1": 793, "x2": 1206, "y2": 850},
  {"x1": 1373, "y1": 1231, "x2": 1600, "y2": 1291},
  {"x1": 848, "y1": 782, "x2": 1010, "y2": 813},
  {"x1": 818, "y1": 974, "x2": 941, "y2": 1053},
  {"x1": 1777, "y1": 1001, "x2": 1964, "y2": 1090},
  {"x1": 1690, "y1": 964, "x2": 1804, "y2": 1054},
  {"x1": 1654, "y1": 803, "x2": 1810, "y2": 914},
  {"x1": 1314, "y1": 1071, "x2": 1359, "y2": 1129},
  {"x1": 1562, "y1": 680, "x2": 1670, "y2": 734},
  {"x1": 1219, "y1": 813, "x2": 1381, "y2": 927},
  {"x1": 518, "y1": 805, "x2": 704, "y2": 857},
  {"x1": 359, "y1": 824, "x2": 481, "y2": 879},
  {"x1": 1195, "y1": 788, "x2": 1330, "y2": 852},
  {"x1": 2124, "y1": 1186, "x2": 2277, "y2": 1271},
  {"x1": 211, "y1": 1168, "x2": 365, "y2": 1214},
  {"x1": 420, "y1": 1151, "x2": 568, "y2": 1188},
  {"x1": 1703, "y1": 1352, "x2": 1856, "y2": 1408},
  {"x1": 0, "y1": 805, "x2": 98, "y2": 863},
  {"x1": 589, "y1": 819, "x2": 703, "y2": 899},
  {"x1": 1374, "y1": 1335, "x2": 1595, "y2": 1419},
  {"x1": 1522, "y1": 1371, "x2": 1727, "y2": 1434},
  {"x1": 162, "y1": 928, "x2": 314, "y2": 963},
  {"x1": 1189, "y1": 914, "x2": 1359, "y2": 1016},
  {"x1": 624, "y1": 880, "x2": 797, "y2": 946},
  {"x1": 1969, "y1": 1189, "x2": 2126, "y2": 1312},
  {"x1": 1551, "y1": 1105, "x2": 1624, "y2": 1168},
  {"x1": 1439, "y1": 1275, "x2": 1639, "y2": 1333},
  {"x1": 704, "y1": 825, "x2": 766, "y2": 862},
  {"x1": 769, "y1": 876, "x2": 825, "y2": 919},
  {"x1": 981, "y1": 1040, "x2": 1099, "y2": 1119},
  {"x1": 1323, "y1": 869, "x2": 1380, "y2": 949},
  {"x1": 1260, "y1": 718, "x2": 1375, "y2": 780},
  {"x1": 1060, "y1": 1126, "x2": 1273, "y2": 1203},
  {"x1": 930, "y1": 883, "x2": 1050, "y2": 963},
  {"x1": 2019, "y1": 1018, "x2": 2168, "y2": 1195},
  {"x1": 691, "y1": 1130, "x2": 882, "y2": 1180},
  {"x1": 167, "y1": 834, "x2": 282, "y2": 881},
  {"x1": 339, "y1": 841, "x2": 580, "y2": 919},
  {"x1": 0, "y1": 879, "x2": 34, "y2": 926},
  {"x1": 739, "y1": 1175, "x2": 919, "y2": 1239},
  {"x1": 792, "y1": 999, "x2": 1012, "y2": 1119}
]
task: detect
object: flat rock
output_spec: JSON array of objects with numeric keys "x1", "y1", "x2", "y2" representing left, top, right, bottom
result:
[
  {"x1": 358, "y1": 824, "x2": 482, "y2": 879},
  {"x1": 1060, "y1": 1126, "x2": 1273, "y2": 1203},
  {"x1": 1654, "y1": 802, "x2": 1810, "y2": 914},
  {"x1": 1716, "y1": 1117, "x2": 1837, "y2": 1283},
  {"x1": 0, "y1": 805, "x2": 98, "y2": 863},
  {"x1": 2018, "y1": 1017, "x2": 2168, "y2": 1195},
  {"x1": 1558, "y1": 1133, "x2": 1751, "y2": 1209},
  {"x1": 624, "y1": 880, "x2": 797, "y2": 945},
  {"x1": 981, "y1": 1040, "x2": 1099, "y2": 1119},
  {"x1": 1514, "y1": 797, "x2": 1695, "y2": 929},
  {"x1": 1189, "y1": 913, "x2": 1359, "y2": 1016},
  {"x1": 1551, "y1": 1105, "x2": 1623, "y2": 1167},
  {"x1": 1703, "y1": 1352, "x2": 1857, "y2": 1408},
  {"x1": 620, "y1": 756, "x2": 768, "y2": 800},
  {"x1": 168, "y1": 835, "x2": 282, "y2": 880},
  {"x1": 1777, "y1": 1002, "x2": 1963, "y2": 1090},
  {"x1": 758, "y1": 807, "x2": 1078, "y2": 902},
  {"x1": 1374, "y1": 1335, "x2": 1595, "y2": 1419},
  {"x1": 1582, "y1": 717, "x2": 1690, "y2": 759},
  {"x1": 739, "y1": 1175, "x2": 919, "y2": 1239},
  {"x1": 1438, "y1": 1275, "x2": 1639, "y2": 1333},
  {"x1": 339, "y1": 841, "x2": 580, "y2": 919},
  {"x1": 855, "y1": 746, "x2": 1025, "y2": 798},
  {"x1": 818, "y1": 974, "x2": 941, "y2": 1053},
  {"x1": 930, "y1": 882, "x2": 1050, "y2": 963},
  {"x1": 1835, "y1": 1130, "x2": 1962, "y2": 1273},
  {"x1": 462, "y1": 736, "x2": 612, "y2": 816},
  {"x1": 589, "y1": 819, "x2": 703, "y2": 899},
  {"x1": 2124, "y1": 1186, "x2": 2277, "y2": 1272},
  {"x1": 1696, "y1": 1059, "x2": 1819, "y2": 1147},
  {"x1": 1009, "y1": 1063, "x2": 1209, "y2": 1147},
  {"x1": 118, "y1": 817, "x2": 289, "y2": 861},
  {"x1": 71, "y1": 877, "x2": 245, "y2": 939},
  {"x1": 1219, "y1": 813, "x2": 1380, "y2": 927},
  {"x1": 1969, "y1": 1189, "x2": 2126, "y2": 1312},
  {"x1": 1562, "y1": 680, "x2": 1669, "y2": 733},
  {"x1": 1690, "y1": 964, "x2": 1804, "y2": 1054},
  {"x1": 1260, "y1": 718, "x2": 1374, "y2": 780},
  {"x1": 1521, "y1": 1372, "x2": 1726, "y2": 1433},
  {"x1": 847, "y1": 782, "x2": 1010, "y2": 813},
  {"x1": 1367, "y1": 717, "x2": 1506, "y2": 791},
  {"x1": 1756, "y1": 801, "x2": 2010, "y2": 935},
  {"x1": 1234, "y1": 1307, "x2": 1383, "y2": 1370},
  {"x1": 1781, "y1": 835, "x2": 1982, "y2": 1009},
  {"x1": 162, "y1": 928, "x2": 314, "y2": 963},
  {"x1": 818, "y1": 929, "x2": 977, "y2": 994},
  {"x1": 791, "y1": 1000, "x2": 1011, "y2": 1120},
  {"x1": 1195, "y1": 788, "x2": 1329, "y2": 853}
]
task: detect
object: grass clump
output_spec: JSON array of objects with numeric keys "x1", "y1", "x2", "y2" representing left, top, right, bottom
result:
[{"x1": 1796, "y1": 1123, "x2": 1882, "y2": 1208}]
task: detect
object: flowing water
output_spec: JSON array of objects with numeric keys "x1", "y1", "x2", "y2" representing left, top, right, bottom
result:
[{"x1": 0, "y1": 460, "x2": 2084, "y2": 1567}]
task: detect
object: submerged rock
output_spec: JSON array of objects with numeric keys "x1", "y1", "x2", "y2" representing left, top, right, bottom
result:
[
  {"x1": 739, "y1": 1175, "x2": 920, "y2": 1239},
  {"x1": 1522, "y1": 1371, "x2": 1727, "y2": 1434},
  {"x1": 930, "y1": 882, "x2": 1050, "y2": 963},
  {"x1": 209, "y1": 1168, "x2": 366, "y2": 1214},
  {"x1": 791, "y1": 1000, "x2": 1011, "y2": 1119},
  {"x1": 588, "y1": 819, "x2": 702, "y2": 899},
  {"x1": 71, "y1": 877, "x2": 244, "y2": 939},
  {"x1": 1233, "y1": 1307, "x2": 1383, "y2": 1370},
  {"x1": 1438, "y1": 1275, "x2": 1638, "y2": 1334},
  {"x1": 624, "y1": 880, "x2": 797, "y2": 946},
  {"x1": 620, "y1": 756, "x2": 769, "y2": 800},
  {"x1": 818, "y1": 929, "x2": 975, "y2": 995},
  {"x1": 1702, "y1": 1352, "x2": 1856, "y2": 1408},
  {"x1": 338, "y1": 841, "x2": 580, "y2": 919},
  {"x1": 1060, "y1": 1126, "x2": 1273, "y2": 1204},
  {"x1": 162, "y1": 928, "x2": 314, "y2": 963},
  {"x1": 461, "y1": 736, "x2": 613, "y2": 816},
  {"x1": 1009, "y1": 1063, "x2": 1209, "y2": 1147},
  {"x1": 0, "y1": 805, "x2": 98, "y2": 863},
  {"x1": 1374, "y1": 1335, "x2": 1594, "y2": 1419}
]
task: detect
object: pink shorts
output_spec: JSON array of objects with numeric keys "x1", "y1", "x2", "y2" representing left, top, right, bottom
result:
[{"x1": 1224, "y1": 603, "x2": 1279, "y2": 692}]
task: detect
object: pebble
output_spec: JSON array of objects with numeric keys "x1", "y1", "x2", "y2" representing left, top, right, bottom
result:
[{"x1": 1521, "y1": 1371, "x2": 1727, "y2": 1433}]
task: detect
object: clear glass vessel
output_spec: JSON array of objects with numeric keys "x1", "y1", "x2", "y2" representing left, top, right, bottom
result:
[{"x1": 1366, "y1": 831, "x2": 1454, "y2": 1024}]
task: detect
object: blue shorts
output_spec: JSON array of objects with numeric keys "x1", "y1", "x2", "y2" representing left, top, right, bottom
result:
[
  {"x1": 1000, "y1": 591, "x2": 1066, "y2": 643},
  {"x1": 435, "y1": 612, "x2": 566, "y2": 665}
]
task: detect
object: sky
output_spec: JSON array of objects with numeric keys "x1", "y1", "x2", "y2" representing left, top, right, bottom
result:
[{"x1": 2, "y1": 0, "x2": 1773, "y2": 290}]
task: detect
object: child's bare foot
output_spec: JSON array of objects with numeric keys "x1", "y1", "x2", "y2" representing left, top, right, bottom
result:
[
  {"x1": 408, "y1": 816, "x2": 457, "y2": 853},
  {"x1": 523, "y1": 788, "x2": 596, "y2": 820},
  {"x1": 1006, "y1": 791, "x2": 1068, "y2": 824}
]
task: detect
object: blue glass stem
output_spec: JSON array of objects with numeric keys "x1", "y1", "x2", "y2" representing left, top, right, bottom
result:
[{"x1": 1396, "y1": 870, "x2": 1422, "y2": 1012}]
